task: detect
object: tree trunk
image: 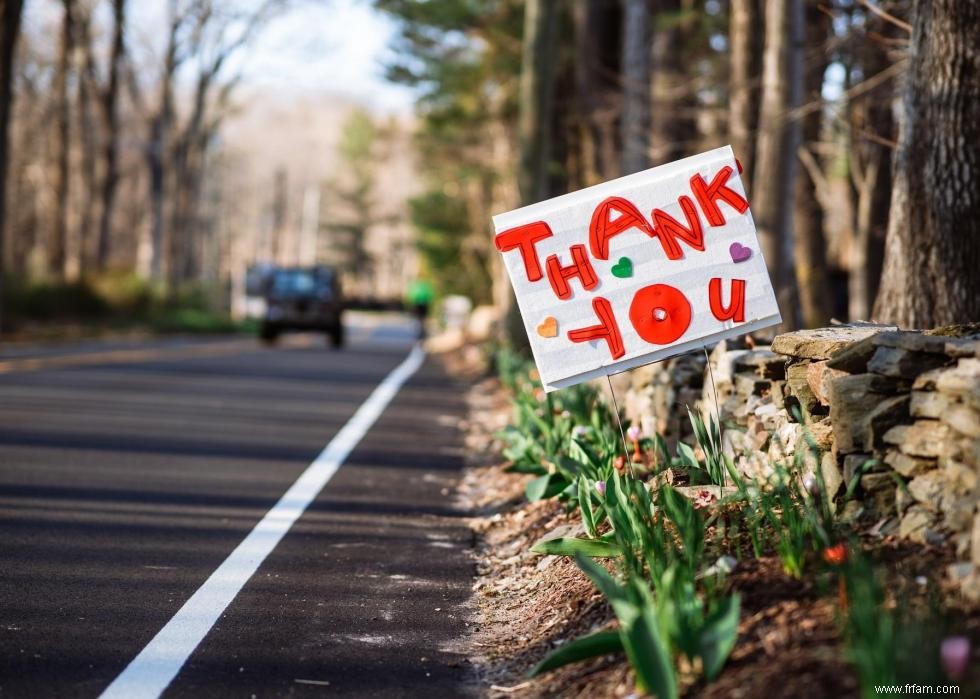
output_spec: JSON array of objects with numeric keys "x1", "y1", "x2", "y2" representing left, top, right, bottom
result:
[
  {"x1": 572, "y1": 0, "x2": 620, "y2": 185},
  {"x1": 148, "y1": 15, "x2": 179, "y2": 283},
  {"x1": 650, "y1": 0, "x2": 698, "y2": 164},
  {"x1": 873, "y1": 0, "x2": 980, "y2": 327},
  {"x1": 508, "y1": 0, "x2": 560, "y2": 351},
  {"x1": 846, "y1": 11, "x2": 895, "y2": 321},
  {"x1": 76, "y1": 13, "x2": 97, "y2": 277},
  {"x1": 751, "y1": 0, "x2": 802, "y2": 328},
  {"x1": 0, "y1": 0, "x2": 25, "y2": 335},
  {"x1": 792, "y1": 1, "x2": 830, "y2": 328},
  {"x1": 517, "y1": 0, "x2": 559, "y2": 206},
  {"x1": 620, "y1": 0, "x2": 651, "y2": 174},
  {"x1": 729, "y1": 0, "x2": 762, "y2": 187},
  {"x1": 49, "y1": 0, "x2": 75, "y2": 281},
  {"x1": 96, "y1": 0, "x2": 125, "y2": 270}
]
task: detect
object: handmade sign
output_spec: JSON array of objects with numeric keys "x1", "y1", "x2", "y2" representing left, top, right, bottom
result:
[{"x1": 493, "y1": 145, "x2": 780, "y2": 392}]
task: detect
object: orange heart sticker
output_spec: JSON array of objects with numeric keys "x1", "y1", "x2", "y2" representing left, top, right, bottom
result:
[{"x1": 537, "y1": 316, "x2": 558, "y2": 338}]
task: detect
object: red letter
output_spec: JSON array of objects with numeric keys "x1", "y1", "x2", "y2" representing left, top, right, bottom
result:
[
  {"x1": 589, "y1": 196, "x2": 655, "y2": 260},
  {"x1": 567, "y1": 297, "x2": 625, "y2": 360},
  {"x1": 650, "y1": 195, "x2": 704, "y2": 260},
  {"x1": 495, "y1": 221, "x2": 553, "y2": 282},
  {"x1": 690, "y1": 166, "x2": 749, "y2": 226},
  {"x1": 628, "y1": 284, "x2": 692, "y2": 345},
  {"x1": 546, "y1": 244, "x2": 599, "y2": 300},
  {"x1": 709, "y1": 278, "x2": 746, "y2": 322}
]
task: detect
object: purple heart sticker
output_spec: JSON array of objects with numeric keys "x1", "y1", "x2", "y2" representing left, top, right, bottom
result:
[{"x1": 729, "y1": 242, "x2": 752, "y2": 263}]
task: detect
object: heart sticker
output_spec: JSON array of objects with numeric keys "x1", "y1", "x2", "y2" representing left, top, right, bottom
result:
[
  {"x1": 537, "y1": 316, "x2": 558, "y2": 338},
  {"x1": 729, "y1": 242, "x2": 752, "y2": 263},
  {"x1": 611, "y1": 257, "x2": 633, "y2": 278}
]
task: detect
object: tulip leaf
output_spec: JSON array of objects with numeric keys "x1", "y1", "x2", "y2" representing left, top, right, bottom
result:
[
  {"x1": 527, "y1": 630, "x2": 623, "y2": 677},
  {"x1": 525, "y1": 473, "x2": 568, "y2": 502},
  {"x1": 699, "y1": 594, "x2": 740, "y2": 681},
  {"x1": 533, "y1": 537, "x2": 621, "y2": 557}
]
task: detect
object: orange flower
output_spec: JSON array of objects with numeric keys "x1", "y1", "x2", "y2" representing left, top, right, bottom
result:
[
  {"x1": 822, "y1": 542, "x2": 848, "y2": 565},
  {"x1": 613, "y1": 455, "x2": 627, "y2": 472}
]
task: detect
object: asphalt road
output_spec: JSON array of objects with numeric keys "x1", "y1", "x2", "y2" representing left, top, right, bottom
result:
[{"x1": 0, "y1": 316, "x2": 475, "y2": 697}]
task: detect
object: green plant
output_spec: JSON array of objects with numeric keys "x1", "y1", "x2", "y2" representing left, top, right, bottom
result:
[{"x1": 685, "y1": 407, "x2": 729, "y2": 487}]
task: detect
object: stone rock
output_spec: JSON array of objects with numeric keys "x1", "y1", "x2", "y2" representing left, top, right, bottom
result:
[
  {"x1": 862, "y1": 395, "x2": 911, "y2": 451},
  {"x1": 941, "y1": 457, "x2": 979, "y2": 494},
  {"x1": 862, "y1": 472, "x2": 896, "y2": 513},
  {"x1": 820, "y1": 451, "x2": 843, "y2": 504},
  {"x1": 734, "y1": 373, "x2": 769, "y2": 399},
  {"x1": 805, "y1": 418, "x2": 834, "y2": 450},
  {"x1": 900, "y1": 505, "x2": 940, "y2": 544},
  {"x1": 746, "y1": 418, "x2": 770, "y2": 452},
  {"x1": 771, "y1": 325, "x2": 898, "y2": 360},
  {"x1": 806, "y1": 361, "x2": 848, "y2": 405},
  {"x1": 907, "y1": 470, "x2": 945, "y2": 512},
  {"x1": 753, "y1": 402, "x2": 786, "y2": 432},
  {"x1": 769, "y1": 422, "x2": 803, "y2": 465},
  {"x1": 733, "y1": 349, "x2": 785, "y2": 377},
  {"x1": 871, "y1": 330, "x2": 954, "y2": 355},
  {"x1": 973, "y1": 511, "x2": 980, "y2": 567},
  {"x1": 941, "y1": 404, "x2": 980, "y2": 438},
  {"x1": 721, "y1": 427, "x2": 752, "y2": 459},
  {"x1": 844, "y1": 453, "x2": 875, "y2": 485},
  {"x1": 737, "y1": 450, "x2": 774, "y2": 482},
  {"x1": 785, "y1": 362, "x2": 819, "y2": 417},
  {"x1": 912, "y1": 367, "x2": 946, "y2": 391},
  {"x1": 962, "y1": 572, "x2": 980, "y2": 603},
  {"x1": 710, "y1": 349, "x2": 750, "y2": 386},
  {"x1": 828, "y1": 374, "x2": 906, "y2": 453},
  {"x1": 895, "y1": 483, "x2": 914, "y2": 514},
  {"x1": 867, "y1": 346, "x2": 951, "y2": 379},
  {"x1": 947, "y1": 561, "x2": 975, "y2": 582},
  {"x1": 945, "y1": 338, "x2": 980, "y2": 358},
  {"x1": 826, "y1": 335, "x2": 878, "y2": 374},
  {"x1": 910, "y1": 390, "x2": 955, "y2": 419},
  {"x1": 883, "y1": 421, "x2": 953, "y2": 458},
  {"x1": 884, "y1": 450, "x2": 936, "y2": 478},
  {"x1": 936, "y1": 358, "x2": 980, "y2": 406}
]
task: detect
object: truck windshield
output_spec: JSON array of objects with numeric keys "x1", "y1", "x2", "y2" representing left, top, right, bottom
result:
[{"x1": 271, "y1": 270, "x2": 317, "y2": 297}]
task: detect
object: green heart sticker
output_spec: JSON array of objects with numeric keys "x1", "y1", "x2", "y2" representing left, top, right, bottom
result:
[{"x1": 611, "y1": 256, "x2": 633, "y2": 278}]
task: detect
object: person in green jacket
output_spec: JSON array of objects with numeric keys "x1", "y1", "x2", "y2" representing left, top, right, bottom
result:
[{"x1": 406, "y1": 279, "x2": 434, "y2": 339}]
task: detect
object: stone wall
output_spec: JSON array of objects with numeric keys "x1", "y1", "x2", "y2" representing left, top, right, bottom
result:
[{"x1": 620, "y1": 324, "x2": 980, "y2": 599}]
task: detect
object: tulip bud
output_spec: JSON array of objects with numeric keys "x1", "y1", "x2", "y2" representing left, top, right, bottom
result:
[{"x1": 941, "y1": 636, "x2": 970, "y2": 680}]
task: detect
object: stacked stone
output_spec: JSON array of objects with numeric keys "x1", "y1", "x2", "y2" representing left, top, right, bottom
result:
[
  {"x1": 620, "y1": 323, "x2": 980, "y2": 599},
  {"x1": 700, "y1": 340, "x2": 793, "y2": 482},
  {"x1": 621, "y1": 353, "x2": 706, "y2": 450}
]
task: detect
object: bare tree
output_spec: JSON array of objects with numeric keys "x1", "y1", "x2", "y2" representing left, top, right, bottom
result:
[
  {"x1": 793, "y1": 1, "x2": 831, "y2": 327},
  {"x1": 845, "y1": 8, "x2": 899, "y2": 320},
  {"x1": 874, "y1": 0, "x2": 980, "y2": 326},
  {"x1": 49, "y1": 0, "x2": 77, "y2": 280},
  {"x1": 620, "y1": 0, "x2": 651, "y2": 175},
  {"x1": 517, "y1": 0, "x2": 559, "y2": 206},
  {"x1": 650, "y1": 0, "x2": 697, "y2": 164},
  {"x1": 0, "y1": 0, "x2": 25, "y2": 334},
  {"x1": 728, "y1": 0, "x2": 762, "y2": 186},
  {"x1": 751, "y1": 0, "x2": 803, "y2": 327},
  {"x1": 572, "y1": 0, "x2": 621, "y2": 186},
  {"x1": 94, "y1": 0, "x2": 126, "y2": 270}
]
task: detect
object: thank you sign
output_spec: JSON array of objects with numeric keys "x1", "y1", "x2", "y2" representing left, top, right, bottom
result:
[{"x1": 493, "y1": 146, "x2": 780, "y2": 392}]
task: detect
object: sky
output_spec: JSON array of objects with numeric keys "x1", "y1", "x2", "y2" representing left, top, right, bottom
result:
[{"x1": 241, "y1": 0, "x2": 417, "y2": 114}]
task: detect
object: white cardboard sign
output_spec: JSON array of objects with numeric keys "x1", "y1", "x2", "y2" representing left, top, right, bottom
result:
[{"x1": 492, "y1": 145, "x2": 781, "y2": 392}]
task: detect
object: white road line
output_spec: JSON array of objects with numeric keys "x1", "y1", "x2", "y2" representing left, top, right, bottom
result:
[{"x1": 100, "y1": 344, "x2": 427, "y2": 699}]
